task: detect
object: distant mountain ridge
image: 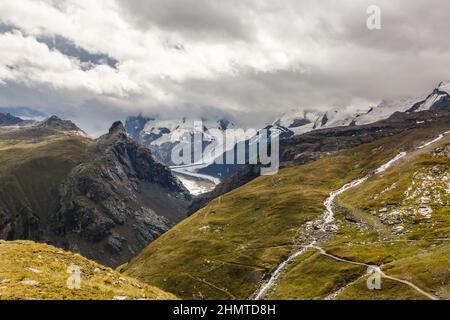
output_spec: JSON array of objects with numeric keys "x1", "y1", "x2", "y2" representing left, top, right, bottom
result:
[
  {"x1": 274, "y1": 82, "x2": 450, "y2": 135},
  {"x1": 38, "y1": 115, "x2": 87, "y2": 135},
  {"x1": 0, "y1": 113, "x2": 26, "y2": 126},
  {"x1": 125, "y1": 82, "x2": 450, "y2": 196},
  {"x1": 0, "y1": 107, "x2": 47, "y2": 120},
  {"x1": 0, "y1": 113, "x2": 85, "y2": 133}
]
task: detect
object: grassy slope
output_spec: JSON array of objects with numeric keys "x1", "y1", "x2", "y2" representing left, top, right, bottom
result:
[
  {"x1": 270, "y1": 136, "x2": 450, "y2": 300},
  {"x1": 123, "y1": 124, "x2": 449, "y2": 300},
  {"x1": 0, "y1": 240, "x2": 176, "y2": 300},
  {"x1": 0, "y1": 133, "x2": 96, "y2": 225},
  {"x1": 330, "y1": 136, "x2": 450, "y2": 299}
]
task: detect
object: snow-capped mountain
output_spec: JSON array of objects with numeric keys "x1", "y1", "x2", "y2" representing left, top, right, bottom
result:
[
  {"x1": 274, "y1": 108, "x2": 371, "y2": 135},
  {"x1": 407, "y1": 81, "x2": 450, "y2": 112},
  {"x1": 125, "y1": 115, "x2": 238, "y2": 166},
  {"x1": 125, "y1": 82, "x2": 450, "y2": 196},
  {"x1": 274, "y1": 81, "x2": 450, "y2": 135},
  {"x1": 125, "y1": 115, "x2": 243, "y2": 195},
  {"x1": 354, "y1": 97, "x2": 421, "y2": 126}
]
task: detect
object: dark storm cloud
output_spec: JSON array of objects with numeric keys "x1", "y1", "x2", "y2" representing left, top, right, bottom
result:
[
  {"x1": 0, "y1": 22, "x2": 14, "y2": 33},
  {"x1": 1, "y1": 0, "x2": 450, "y2": 135},
  {"x1": 37, "y1": 35, "x2": 119, "y2": 69},
  {"x1": 117, "y1": 0, "x2": 255, "y2": 41},
  {"x1": 339, "y1": 0, "x2": 450, "y2": 53}
]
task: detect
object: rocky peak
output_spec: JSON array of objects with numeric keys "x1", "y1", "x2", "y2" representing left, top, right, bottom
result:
[
  {"x1": 0, "y1": 113, "x2": 24, "y2": 126},
  {"x1": 217, "y1": 119, "x2": 232, "y2": 130},
  {"x1": 39, "y1": 115, "x2": 84, "y2": 133},
  {"x1": 124, "y1": 115, "x2": 154, "y2": 140},
  {"x1": 99, "y1": 121, "x2": 190, "y2": 194},
  {"x1": 109, "y1": 121, "x2": 126, "y2": 135},
  {"x1": 98, "y1": 122, "x2": 129, "y2": 149},
  {"x1": 407, "y1": 82, "x2": 450, "y2": 112},
  {"x1": 437, "y1": 81, "x2": 450, "y2": 93},
  {"x1": 99, "y1": 121, "x2": 129, "y2": 147}
]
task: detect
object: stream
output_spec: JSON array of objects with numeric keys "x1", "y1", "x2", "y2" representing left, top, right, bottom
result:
[{"x1": 253, "y1": 151, "x2": 409, "y2": 300}]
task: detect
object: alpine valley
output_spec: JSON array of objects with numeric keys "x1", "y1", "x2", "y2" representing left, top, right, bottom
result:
[
  {"x1": 0, "y1": 82, "x2": 449, "y2": 300},
  {"x1": 121, "y1": 82, "x2": 450, "y2": 300}
]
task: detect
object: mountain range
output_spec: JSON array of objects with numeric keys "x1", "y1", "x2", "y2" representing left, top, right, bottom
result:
[
  {"x1": 274, "y1": 81, "x2": 450, "y2": 134},
  {"x1": 0, "y1": 81, "x2": 449, "y2": 300},
  {"x1": 124, "y1": 82, "x2": 450, "y2": 197},
  {"x1": 0, "y1": 107, "x2": 47, "y2": 121}
]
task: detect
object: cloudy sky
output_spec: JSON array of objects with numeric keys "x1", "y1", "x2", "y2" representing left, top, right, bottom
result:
[{"x1": 0, "y1": 0, "x2": 449, "y2": 135}]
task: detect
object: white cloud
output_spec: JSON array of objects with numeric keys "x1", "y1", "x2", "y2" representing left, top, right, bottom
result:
[
  {"x1": 0, "y1": 30, "x2": 139, "y2": 97},
  {"x1": 0, "y1": 0, "x2": 449, "y2": 134}
]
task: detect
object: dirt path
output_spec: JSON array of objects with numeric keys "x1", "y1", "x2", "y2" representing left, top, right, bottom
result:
[
  {"x1": 313, "y1": 246, "x2": 438, "y2": 300},
  {"x1": 252, "y1": 151, "x2": 407, "y2": 300},
  {"x1": 252, "y1": 131, "x2": 449, "y2": 300},
  {"x1": 187, "y1": 274, "x2": 237, "y2": 300}
]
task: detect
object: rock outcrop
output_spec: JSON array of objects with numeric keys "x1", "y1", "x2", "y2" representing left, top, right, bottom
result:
[{"x1": 0, "y1": 119, "x2": 191, "y2": 267}]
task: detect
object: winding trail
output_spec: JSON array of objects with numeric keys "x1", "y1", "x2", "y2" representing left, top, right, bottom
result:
[
  {"x1": 313, "y1": 246, "x2": 438, "y2": 300},
  {"x1": 252, "y1": 132, "x2": 449, "y2": 300},
  {"x1": 187, "y1": 274, "x2": 237, "y2": 300}
]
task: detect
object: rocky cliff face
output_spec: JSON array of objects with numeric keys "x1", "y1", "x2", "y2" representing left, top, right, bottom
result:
[
  {"x1": 0, "y1": 118, "x2": 191, "y2": 267},
  {"x1": 50, "y1": 122, "x2": 191, "y2": 267}
]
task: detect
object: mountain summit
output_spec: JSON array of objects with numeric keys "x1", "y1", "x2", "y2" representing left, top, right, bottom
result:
[
  {"x1": 108, "y1": 121, "x2": 127, "y2": 135},
  {"x1": 0, "y1": 113, "x2": 25, "y2": 126},
  {"x1": 38, "y1": 115, "x2": 86, "y2": 134},
  {"x1": 0, "y1": 117, "x2": 191, "y2": 267}
]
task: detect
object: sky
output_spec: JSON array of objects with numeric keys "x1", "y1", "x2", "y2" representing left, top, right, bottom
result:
[{"x1": 0, "y1": 0, "x2": 449, "y2": 136}]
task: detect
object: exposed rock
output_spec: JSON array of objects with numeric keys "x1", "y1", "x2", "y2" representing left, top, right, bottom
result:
[
  {"x1": 289, "y1": 118, "x2": 311, "y2": 128},
  {"x1": 393, "y1": 225, "x2": 405, "y2": 235},
  {"x1": 0, "y1": 120, "x2": 191, "y2": 267},
  {"x1": 19, "y1": 279, "x2": 39, "y2": 286},
  {"x1": 49, "y1": 122, "x2": 191, "y2": 266}
]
